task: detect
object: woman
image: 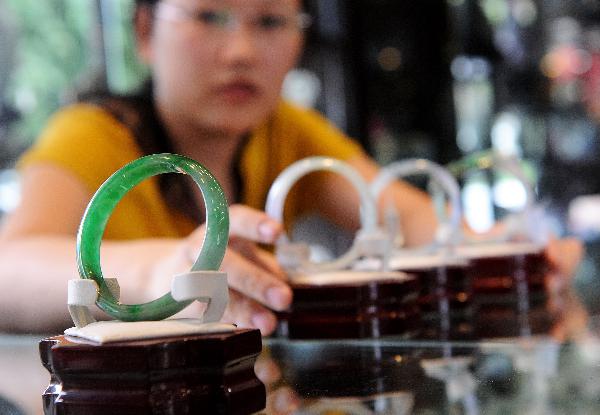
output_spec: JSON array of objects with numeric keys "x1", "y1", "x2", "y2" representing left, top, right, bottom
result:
[{"x1": 0, "y1": 0, "x2": 581, "y2": 334}]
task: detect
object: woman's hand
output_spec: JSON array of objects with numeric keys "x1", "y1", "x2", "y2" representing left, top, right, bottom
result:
[
  {"x1": 148, "y1": 204, "x2": 291, "y2": 335},
  {"x1": 218, "y1": 205, "x2": 292, "y2": 335},
  {"x1": 545, "y1": 236, "x2": 584, "y2": 278}
]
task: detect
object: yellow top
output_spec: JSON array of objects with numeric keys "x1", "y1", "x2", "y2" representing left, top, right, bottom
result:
[{"x1": 18, "y1": 100, "x2": 363, "y2": 239}]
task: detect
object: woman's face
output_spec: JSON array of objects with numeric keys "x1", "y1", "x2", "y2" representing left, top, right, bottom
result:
[{"x1": 140, "y1": 0, "x2": 304, "y2": 136}]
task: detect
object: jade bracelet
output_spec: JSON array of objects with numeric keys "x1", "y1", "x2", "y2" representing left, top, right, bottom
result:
[{"x1": 76, "y1": 153, "x2": 229, "y2": 321}]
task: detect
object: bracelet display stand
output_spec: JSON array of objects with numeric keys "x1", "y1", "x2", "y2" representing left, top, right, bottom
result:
[
  {"x1": 40, "y1": 329, "x2": 263, "y2": 415},
  {"x1": 363, "y1": 159, "x2": 473, "y2": 340},
  {"x1": 449, "y1": 152, "x2": 554, "y2": 339},
  {"x1": 458, "y1": 242, "x2": 552, "y2": 338},
  {"x1": 275, "y1": 271, "x2": 420, "y2": 339},
  {"x1": 40, "y1": 154, "x2": 265, "y2": 415},
  {"x1": 265, "y1": 157, "x2": 420, "y2": 339},
  {"x1": 378, "y1": 254, "x2": 473, "y2": 341}
]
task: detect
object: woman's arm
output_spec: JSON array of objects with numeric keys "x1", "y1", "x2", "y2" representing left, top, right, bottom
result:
[
  {"x1": 309, "y1": 153, "x2": 438, "y2": 247},
  {"x1": 0, "y1": 234, "x2": 182, "y2": 332},
  {"x1": 0, "y1": 165, "x2": 290, "y2": 334},
  {"x1": 312, "y1": 154, "x2": 584, "y2": 278}
]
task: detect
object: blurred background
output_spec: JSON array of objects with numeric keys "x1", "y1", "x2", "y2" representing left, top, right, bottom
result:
[{"x1": 2, "y1": 0, "x2": 600, "y2": 280}]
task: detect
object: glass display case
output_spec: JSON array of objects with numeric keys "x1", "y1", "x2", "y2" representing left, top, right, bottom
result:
[{"x1": 1, "y1": 300, "x2": 599, "y2": 414}]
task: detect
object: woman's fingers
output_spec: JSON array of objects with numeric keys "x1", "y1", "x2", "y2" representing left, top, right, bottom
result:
[
  {"x1": 187, "y1": 205, "x2": 282, "y2": 248},
  {"x1": 184, "y1": 223, "x2": 208, "y2": 258},
  {"x1": 222, "y1": 289, "x2": 278, "y2": 335},
  {"x1": 545, "y1": 237, "x2": 584, "y2": 277},
  {"x1": 228, "y1": 204, "x2": 283, "y2": 244},
  {"x1": 180, "y1": 204, "x2": 290, "y2": 333},
  {"x1": 221, "y1": 247, "x2": 292, "y2": 311},
  {"x1": 229, "y1": 237, "x2": 286, "y2": 280},
  {"x1": 252, "y1": 245, "x2": 286, "y2": 279}
]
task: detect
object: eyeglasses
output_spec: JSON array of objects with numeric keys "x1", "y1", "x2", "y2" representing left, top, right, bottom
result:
[{"x1": 155, "y1": 2, "x2": 312, "y2": 37}]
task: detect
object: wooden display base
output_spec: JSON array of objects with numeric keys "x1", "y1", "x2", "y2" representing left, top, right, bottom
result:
[
  {"x1": 474, "y1": 300, "x2": 555, "y2": 338},
  {"x1": 410, "y1": 264, "x2": 474, "y2": 340},
  {"x1": 467, "y1": 250, "x2": 553, "y2": 338},
  {"x1": 276, "y1": 276, "x2": 421, "y2": 339},
  {"x1": 39, "y1": 329, "x2": 265, "y2": 415},
  {"x1": 469, "y1": 251, "x2": 548, "y2": 295}
]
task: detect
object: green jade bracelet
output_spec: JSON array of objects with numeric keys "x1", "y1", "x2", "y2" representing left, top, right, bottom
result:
[{"x1": 76, "y1": 153, "x2": 229, "y2": 322}]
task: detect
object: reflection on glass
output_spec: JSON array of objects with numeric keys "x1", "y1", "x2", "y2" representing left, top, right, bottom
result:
[{"x1": 0, "y1": 395, "x2": 24, "y2": 415}]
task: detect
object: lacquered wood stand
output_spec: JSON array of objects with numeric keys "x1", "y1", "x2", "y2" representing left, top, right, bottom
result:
[
  {"x1": 276, "y1": 276, "x2": 421, "y2": 339},
  {"x1": 414, "y1": 264, "x2": 474, "y2": 340},
  {"x1": 468, "y1": 249, "x2": 553, "y2": 338},
  {"x1": 38, "y1": 155, "x2": 266, "y2": 414},
  {"x1": 40, "y1": 329, "x2": 265, "y2": 415}
]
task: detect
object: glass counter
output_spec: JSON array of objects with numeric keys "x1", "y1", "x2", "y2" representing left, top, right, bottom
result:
[{"x1": 1, "y1": 291, "x2": 598, "y2": 415}]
